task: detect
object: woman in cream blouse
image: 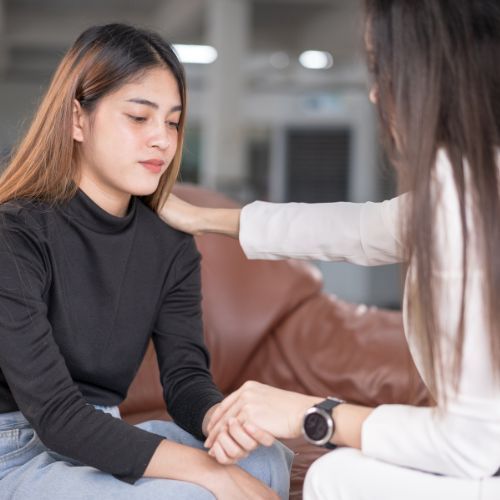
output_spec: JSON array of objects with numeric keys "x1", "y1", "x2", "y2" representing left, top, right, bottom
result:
[{"x1": 161, "y1": 0, "x2": 500, "y2": 498}]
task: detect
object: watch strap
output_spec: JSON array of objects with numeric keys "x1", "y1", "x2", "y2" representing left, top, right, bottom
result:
[{"x1": 315, "y1": 397, "x2": 344, "y2": 449}]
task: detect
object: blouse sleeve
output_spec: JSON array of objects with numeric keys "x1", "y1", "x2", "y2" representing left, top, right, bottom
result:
[
  {"x1": 0, "y1": 215, "x2": 164, "y2": 484},
  {"x1": 239, "y1": 195, "x2": 407, "y2": 266}
]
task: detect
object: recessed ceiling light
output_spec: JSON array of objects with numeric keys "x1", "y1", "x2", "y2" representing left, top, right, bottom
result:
[
  {"x1": 299, "y1": 50, "x2": 334, "y2": 70},
  {"x1": 173, "y1": 44, "x2": 218, "y2": 64}
]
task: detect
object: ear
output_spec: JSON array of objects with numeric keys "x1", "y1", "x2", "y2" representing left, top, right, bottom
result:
[{"x1": 72, "y1": 99, "x2": 86, "y2": 143}]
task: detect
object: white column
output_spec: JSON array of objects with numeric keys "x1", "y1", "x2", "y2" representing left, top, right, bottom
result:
[
  {"x1": 268, "y1": 125, "x2": 287, "y2": 202},
  {"x1": 201, "y1": 0, "x2": 249, "y2": 195},
  {"x1": 349, "y1": 96, "x2": 378, "y2": 203}
]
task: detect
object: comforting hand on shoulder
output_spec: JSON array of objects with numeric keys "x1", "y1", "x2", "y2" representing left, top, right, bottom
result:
[{"x1": 160, "y1": 193, "x2": 203, "y2": 235}]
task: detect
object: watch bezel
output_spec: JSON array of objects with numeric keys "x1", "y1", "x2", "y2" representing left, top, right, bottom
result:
[{"x1": 302, "y1": 406, "x2": 334, "y2": 446}]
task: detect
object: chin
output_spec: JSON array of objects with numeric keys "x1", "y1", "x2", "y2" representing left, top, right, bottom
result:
[{"x1": 127, "y1": 179, "x2": 162, "y2": 197}]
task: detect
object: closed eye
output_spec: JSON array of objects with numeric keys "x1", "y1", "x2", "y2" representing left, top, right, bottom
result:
[
  {"x1": 127, "y1": 114, "x2": 147, "y2": 123},
  {"x1": 167, "y1": 121, "x2": 180, "y2": 130}
]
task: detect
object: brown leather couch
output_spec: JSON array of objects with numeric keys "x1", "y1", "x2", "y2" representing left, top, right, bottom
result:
[{"x1": 119, "y1": 184, "x2": 430, "y2": 499}]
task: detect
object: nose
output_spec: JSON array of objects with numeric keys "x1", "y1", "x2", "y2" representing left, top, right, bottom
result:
[{"x1": 149, "y1": 124, "x2": 171, "y2": 151}]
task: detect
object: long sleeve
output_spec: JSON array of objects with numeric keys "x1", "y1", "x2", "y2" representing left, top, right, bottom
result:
[
  {"x1": 153, "y1": 236, "x2": 223, "y2": 440},
  {"x1": 239, "y1": 195, "x2": 407, "y2": 265},
  {"x1": 0, "y1": 216, "x2": 163, "y2": 484},
  {"x1": 362, "y1": 403, "x2": 500, "y2": 478}
]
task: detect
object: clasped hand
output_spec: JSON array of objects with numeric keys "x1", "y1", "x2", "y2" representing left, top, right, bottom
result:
[{"x1": 204, "y1": 381, "x2": 322, "y2": 464}]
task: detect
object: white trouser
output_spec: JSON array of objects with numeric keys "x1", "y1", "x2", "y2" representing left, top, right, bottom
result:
[{"x1": 303, "y1": 448, "x2": 500, "y2": 500}]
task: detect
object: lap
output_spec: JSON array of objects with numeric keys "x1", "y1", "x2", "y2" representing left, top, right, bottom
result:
[
  {"x1": 137, "y1": 420, "x2": 293, "y2": 498},
  {"x1": 303, "y1": 448, "x2": 500, "y2": 500},
  {"x1": 0, "y1": 419, "x2": 292, "y2": 500},
  {"x1": 1, "y1": 430, "x2": 214, "y2": 500}
]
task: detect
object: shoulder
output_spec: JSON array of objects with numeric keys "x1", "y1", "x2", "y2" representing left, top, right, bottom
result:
[
  {"x1": 0, "y1": 199, "x2": 56, "y2": 261},
  {"x1": 135, "y1": 198, "x2": 199, "y2": 256},
  {"x1": 0, "y1": 198, "x2": 54, "y2": 232}
]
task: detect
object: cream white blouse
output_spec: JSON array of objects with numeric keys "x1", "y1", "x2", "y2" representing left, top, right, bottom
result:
[{"x1": 239, "y1": 149, "x2": 500, "y2": 478}]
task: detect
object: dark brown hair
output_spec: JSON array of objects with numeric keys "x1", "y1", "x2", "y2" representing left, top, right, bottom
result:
[
  {"x1": 364, "y1": 0, "x2": 500, "y2": 400},
  {"x1": 0, "y1": 23, "x2": 186, "y2": 212}
]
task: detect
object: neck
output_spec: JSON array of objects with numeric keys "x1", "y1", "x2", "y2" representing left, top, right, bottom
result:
[{"x1": 78, "y1": 174, "x2": 131, "y2": 217}]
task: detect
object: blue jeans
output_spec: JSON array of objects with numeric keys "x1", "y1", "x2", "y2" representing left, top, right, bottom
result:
[{"x1": 0, "y1": 405, "x2": 293, "y2": 499}]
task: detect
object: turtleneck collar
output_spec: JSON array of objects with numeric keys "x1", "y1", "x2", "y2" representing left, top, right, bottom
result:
[{"x1": 62, "y1": 188, "x2": 137, "y2": 234}]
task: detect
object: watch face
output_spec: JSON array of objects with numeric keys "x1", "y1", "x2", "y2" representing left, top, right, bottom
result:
[{"x1": 304, "y1": 411, "x2": 329, "y2": 441}]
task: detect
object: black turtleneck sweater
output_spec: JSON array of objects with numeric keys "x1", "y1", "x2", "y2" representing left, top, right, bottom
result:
[{"x1": 0, "y1": 189, "x2": 223, "y2": 483}]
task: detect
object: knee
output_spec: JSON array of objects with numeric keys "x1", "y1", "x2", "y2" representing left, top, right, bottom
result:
[
  {"x1": 303, "y1": 453, "x2": 332, "y2": 500},
  {"x1": 303, "y1": 448, "x2": 360, "y2": 500},
  {"x1": 239, "y1": 441, "x2": 293, "y2": 499},
  {"x1": 254, "y1": 440, "x2": 293, "y2": 477},
  {"x1": 135, "y1": 420, "x2": 204, "y2": 449},
  {"x1": 267, "y1": 440, "x2": 294, "y2": 471},
  {"x1": 261, "y1": 441, "x2": 293, "y2": 498}
]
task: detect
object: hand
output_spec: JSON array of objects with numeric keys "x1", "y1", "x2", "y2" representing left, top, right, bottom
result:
[
  {"x1": 205, "y1": 381, "x2": 322, "y2": 448},
  {"x1": 204, "y1": 402, "x2": 274, "y2": 465},
  {"x1": 208, "y1": 416, "x2": 275, "y2": 465},
  {"x1": 160, "y1": 193, "x2": 203, "y2": 235},
  {"x1": 211, "y1": 464, "x2": 280, "y2": 500}
]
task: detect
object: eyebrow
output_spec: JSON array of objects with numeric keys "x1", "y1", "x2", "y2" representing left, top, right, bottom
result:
[{"x1": 125, "y1": 98, "x2": 182, "y2": 113}]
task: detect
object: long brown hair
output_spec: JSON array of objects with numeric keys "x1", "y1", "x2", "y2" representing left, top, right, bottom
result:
[
  {"x1": 365, "y1": 0, "x2": 500, "y2": 401},
  {"x1": 0, "y1": 23, "x2": 186, "y2": 212}
]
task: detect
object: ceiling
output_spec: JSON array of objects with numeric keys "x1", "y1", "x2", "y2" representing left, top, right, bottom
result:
[{"x1": 2, "y1": 0, "x2": 365, "y2": 86}]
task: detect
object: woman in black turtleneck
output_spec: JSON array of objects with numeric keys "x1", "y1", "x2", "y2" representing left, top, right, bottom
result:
[{"x1": 0, "y1": 24, "x2": 291, "y2": 500}]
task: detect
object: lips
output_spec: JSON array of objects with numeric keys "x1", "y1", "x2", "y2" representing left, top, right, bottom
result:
[{"x1": 139, "y1": 159, "x2": 165, "y2": 174}]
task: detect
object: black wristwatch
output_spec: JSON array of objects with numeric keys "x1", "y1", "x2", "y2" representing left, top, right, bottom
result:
[{"x1": 302, "y1": 397, "x2": 344, "y2": 449}]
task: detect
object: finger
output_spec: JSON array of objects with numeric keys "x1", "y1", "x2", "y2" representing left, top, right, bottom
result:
[
  {"x1": 243, "y1": 422, "x2": 275, "y2": 447},
  {"x1": 216, "y1": 430, "x2": 247, "y2": 460},
  {"x1": 206, "y1": 389, "x2": 242, "y2": 433},
  {"x1": 205, "y1": 417, "x2": 230, "y2": 449},
  {"x1": 209, "y1": 440, "x2": 234, "y2": 465},
  {"x1": 227, "y1": 418, "x2": 259, "y2": 452},
  {"x1": 205, "y1": 401, "x2": 244, "y2": 447}
]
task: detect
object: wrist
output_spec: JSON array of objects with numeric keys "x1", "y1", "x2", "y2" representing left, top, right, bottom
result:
[
  {"x1": 188, "y1": 205, "x2": 206, "y2": 235},
  {"x1": 301, "y1": 397, "x2": 345, "y2": 448},
  {"x1": 331, "y1": 403, "x2": 373, "y2": 449},
  {"x1": 202, "y1": 403, "x2": 220, "y2": 437},
  {"x1": 331, "y1": 403, "x2": 343, "y2": 445},
  {"x1": 197, "y1": 460, "x2": 225, "y2": 492},
  {"x1": 293, "y1": 396, "x2": 323, "y2": 438},
  {"x1": 204, "y1": 463, "x2": 240, "y2": 496},
  {"x1": 204, "y1": 208, "x2": 241, "y2": 239}
]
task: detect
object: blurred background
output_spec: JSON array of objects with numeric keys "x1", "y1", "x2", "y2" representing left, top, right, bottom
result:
[{"x1": 0, "y1": 0, "x2": 401, "y2": 309}]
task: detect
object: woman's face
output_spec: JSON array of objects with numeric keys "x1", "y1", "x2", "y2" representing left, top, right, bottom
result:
[{"x1": 72, "y1": 66, "x2": 182, "y2": 215}]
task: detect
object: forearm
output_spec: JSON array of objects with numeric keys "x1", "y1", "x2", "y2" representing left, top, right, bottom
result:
[
  {"x1": 144, "y1": 439, "x2": 222, "y2": 492},
  {"x1": 330, "y1": 403, "x2": 373, "y2": 449},
  {"x1": 200, "y1": 208, "x2": 241, "y2": 238}
]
